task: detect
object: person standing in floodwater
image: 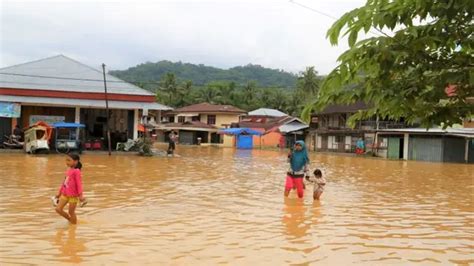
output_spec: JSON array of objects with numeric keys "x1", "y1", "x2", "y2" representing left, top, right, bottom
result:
[
  {"x1": 167, "y1": 131, "x2": 178, "y2": 155},
  {"x1": 285, "y1": 140, "x2": 310, "y2": 198},
  {"x1": 54, "y1": 154, "x2": 85, "y2": 224}
]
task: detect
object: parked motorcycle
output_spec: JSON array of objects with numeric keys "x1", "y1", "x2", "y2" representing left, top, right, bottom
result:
[{"x1": 2, "y1": 134, "x2": 24, "y2": 149}]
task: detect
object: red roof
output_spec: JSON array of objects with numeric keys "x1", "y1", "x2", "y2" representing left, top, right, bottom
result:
[
  {"x1": 237, "y1": 116, "x2": 295, "y2": 130},
  {"x1": 172, "y1": 102, "x2": 246, "y2": 114}
]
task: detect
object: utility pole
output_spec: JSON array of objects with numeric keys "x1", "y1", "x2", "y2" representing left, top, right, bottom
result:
[{"x1": 102, "y1": 63, "x2": 112, "y2": 156}]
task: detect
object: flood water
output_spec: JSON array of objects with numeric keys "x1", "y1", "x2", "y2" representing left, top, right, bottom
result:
[{"x1": 0, "y1": 147, "x2": 473, "y2": 265}]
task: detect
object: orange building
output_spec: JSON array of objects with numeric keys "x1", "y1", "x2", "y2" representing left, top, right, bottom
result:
[{"x1": 234, "y1": 108, "x2": 308, "y2": 149}]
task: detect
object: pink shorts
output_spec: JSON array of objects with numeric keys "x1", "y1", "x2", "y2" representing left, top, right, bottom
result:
[{"x1": 285, "y1": 175, "x2": 304, "y2": 198}]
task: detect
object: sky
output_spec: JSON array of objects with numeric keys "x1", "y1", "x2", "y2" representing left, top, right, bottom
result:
[{"x1": 0, "y1": 0, "x2": 366, "y2": 75}]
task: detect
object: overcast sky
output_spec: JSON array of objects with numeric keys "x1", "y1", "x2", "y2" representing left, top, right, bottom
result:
[{"x1": 0, "y1": 0, "x2": 366, "y2": 74}]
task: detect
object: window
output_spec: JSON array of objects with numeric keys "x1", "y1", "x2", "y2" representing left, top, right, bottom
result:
[
  {"x1": 207, "y1": 115, "x2": 216, "y2": 125},
  {"x1": 192, "y1": 115, "x2": 201, "y2": 122},
  {"x1": 178, "y1": 116, "x2": 185, "y2": 123}
]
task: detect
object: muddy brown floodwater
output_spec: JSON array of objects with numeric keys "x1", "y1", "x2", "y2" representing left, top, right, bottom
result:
[{"x1": 0, "y1": 147, "x2": 473, "y2": 265}]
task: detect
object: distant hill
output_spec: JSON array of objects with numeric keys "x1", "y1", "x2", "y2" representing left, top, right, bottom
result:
[{"x1": 109, "y1": 60, "x2": 298, "y2": 88}]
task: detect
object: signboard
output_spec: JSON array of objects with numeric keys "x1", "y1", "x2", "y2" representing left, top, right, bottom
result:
[
  {"x1": 0, "y1": 102, "x2": 21, "y2": 118},
  {"x1": 29, "y1": 115, "x2": 65, "y2": 125}
]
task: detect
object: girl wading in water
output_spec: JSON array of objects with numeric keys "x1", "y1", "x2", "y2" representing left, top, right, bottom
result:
[
  {"x1": 285, "y1": 140, "x2": 310, "y2": 198},
  {"x1": 53, "y1": 154, "x2": 86, "y2": 224}
]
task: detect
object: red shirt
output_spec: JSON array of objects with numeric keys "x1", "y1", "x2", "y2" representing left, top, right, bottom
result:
[{"x1": 59, "y1": 168, "x2": 83, "y2": 197}]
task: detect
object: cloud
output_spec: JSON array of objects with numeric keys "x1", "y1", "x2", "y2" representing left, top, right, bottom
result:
[{"x1": 0, "y1": 0, "x2": 365, "y2": 74}]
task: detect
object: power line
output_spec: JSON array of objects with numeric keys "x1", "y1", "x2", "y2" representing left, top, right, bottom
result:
[
  {"x1": 0, "y1": 72, "x2": 150, "y2": 83},
  {"x1": 289, "y1": 0, "x2": 338, "y2": 20},
  {"x1": 289, "y1": 0, "x2": 386, "y2": 38},
  {"x1": 0, "y1": 72, "x2": 236, "y2": 87}
]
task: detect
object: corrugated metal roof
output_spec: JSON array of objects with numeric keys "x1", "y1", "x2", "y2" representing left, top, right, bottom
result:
[
  {"x1": 248, "y1": 108, "x2": 288, "y2": 117},
  {"x1": 378, "y1": 128, "x2": 474, "y2": 135},
  {"x1": 378, "y1": 127, "x2": 474, "y2": 138},
  {"x1": 278, "y1": 123, "x2": 309, "y2": 133},
  {"x1": 0, "y1": 55, "x2": 153, "y2": 96},
  {"x1": 0, "y1": 95, "x2": 172, "y2": 110}
]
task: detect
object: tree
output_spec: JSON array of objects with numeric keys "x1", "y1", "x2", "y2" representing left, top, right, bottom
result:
[
  {"x1": 197, "y1": 86, "x2": 221, "y2": 104},
  {"x1": 243, "y1": 81, "x2": 257, "y2": 105},
  {"x1": 177, "y1": 80, "x2": 193, "y2": 107},
  {"x1": 159, "y1": 73, "x2": 178, "y2": 106},
  {"x1": 303, "y1": 0, "x2": 473, "y2": 127},
  {"x1": 297, "y1": 66, "x2": 320, "y2": 96}
]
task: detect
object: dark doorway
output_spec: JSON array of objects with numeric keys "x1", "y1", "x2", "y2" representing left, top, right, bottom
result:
[
  {"x1": 0, "y1": 117, "x2": 12, "y2": 141},
  {"x1": 399, "y1": 137, "x2": 404, "y2": 159}
]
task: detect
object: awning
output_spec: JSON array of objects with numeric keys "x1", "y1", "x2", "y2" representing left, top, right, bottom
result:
[
  {"x1": 0, "y1": 95, "x2": 172, "y2": 110},
  {"x1": 218, "y1": 128, "x2": 263, "y2": 136},
  {"x1": 52, "y1": 122, "x2": 85, "y2": 128},
  {"x1": 278, "y1": 124, "x2": 309, "y2": 133}
]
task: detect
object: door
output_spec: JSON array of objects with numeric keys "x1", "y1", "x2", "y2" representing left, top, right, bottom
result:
[
  {"x1": 321, "y1": 135, "x2": 328, "y2": 151},
  {"x1": 237, "y1": 135, "x2": 253, "y2": 149},
  {"x1": 179, "y1": 131, "x2": 194, "y2": 145},
  {"x1": 387, "y1": 137, "x2": 400, "y2": 159}
]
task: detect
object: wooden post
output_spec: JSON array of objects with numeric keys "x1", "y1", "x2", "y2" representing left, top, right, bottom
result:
[
  {"x1": 403, "y1": 133, "x2": 409, "y2": 160},
  {"x1": 102, "y1": 64, "x2": 112, "y2": 156}
]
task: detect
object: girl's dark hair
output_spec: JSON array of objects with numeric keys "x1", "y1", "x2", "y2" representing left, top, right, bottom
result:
[
  {"x1": 314, "y1": 169, "x2": 322, "y2": 177},
  {"x1": 68, "y1": 153, "x2": 82, "y2": 170}
]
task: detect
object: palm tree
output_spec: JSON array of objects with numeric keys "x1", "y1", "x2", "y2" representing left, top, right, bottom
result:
[
  {"x1": 270, "y1": 89, "x2": 288, "y2": 111},
  {"x1": 217, "y1": 82, "x2": 236, "y2": 105},
  {"x1": 243, "y1": 81, "x2": 257, "y2": 105},
  {"x1": 298, "y1": 66, "x2": 320, "y2": 96},
  {"x1": 197, "y1": 86, "x2": 221, "y2": 104},
  {"x1": 160, "y1": 72, "x2": 178, "y2": 105},
  {"x1": 176, "y1": 80, "x2": 193, "y2": 107}
]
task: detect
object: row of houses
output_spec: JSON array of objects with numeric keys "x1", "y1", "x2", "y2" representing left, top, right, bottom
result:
[
  {"x1": 307, "y1": 102, "x2": 474, "y2": 163},
  {"x1": 1, "y1": 55, "x2": 472, "y2": 163},
  {"x1": 0, "y1": 55, "x2": 308, "y2": 151}
]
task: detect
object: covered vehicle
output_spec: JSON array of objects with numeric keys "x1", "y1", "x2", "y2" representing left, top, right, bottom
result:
[
  {"x1": 24, "y1": 121, "x2": 53, "y2": 154},
  {"x1": 52, "y1": 122, "x2": 85, "y2": 153}
]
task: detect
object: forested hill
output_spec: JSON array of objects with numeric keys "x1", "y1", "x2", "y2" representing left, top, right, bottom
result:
[{"x1": 109, "y1": 61, "x2": 298, "y2": 88}]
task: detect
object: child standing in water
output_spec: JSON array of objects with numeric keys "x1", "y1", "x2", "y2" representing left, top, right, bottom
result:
[
  {"x1": 285, "y1": 140, "x2": 310, "y2": 198},
  {"x1": 54, "y1": 154, "x2": 86, "y2": 224},
  {"x1": 307, "y1": 169, "x2": 326, "y2": 200}
]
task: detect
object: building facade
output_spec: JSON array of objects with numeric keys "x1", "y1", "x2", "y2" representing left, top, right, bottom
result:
[
  {"x1": 235, "y1": 108, "x2": 309, "y2": 149},
  {"x1": 159, "y1": 102, "x2": 246, "y2": 146},
  {"x1": 0, "y1": 55, "x2": 171, "y2": 148},
  {"x1": 308, "y1": 102, "x2": 407, "y2": 153}
]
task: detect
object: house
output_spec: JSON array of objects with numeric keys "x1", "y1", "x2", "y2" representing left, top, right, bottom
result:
[
  {"x1": 158, "y1": 102, "x2": 246, "y2": 145},
  {"x1": 234, "y1": 108, "x2": 309, "y2": 149},
  {"x1": 0, "y1": 55, "x2": 171, "y2": 147},
  {"x1": 308, "y1": 102, "x2": 407, "y2": 153},
  {"x1": 376, "y1": 128, "x2": 474, "y2": 163}
]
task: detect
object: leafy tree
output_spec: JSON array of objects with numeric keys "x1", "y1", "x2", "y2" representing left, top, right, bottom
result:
[{"x1": 303, "y1": 0, "x2": 473, "y2": 127}]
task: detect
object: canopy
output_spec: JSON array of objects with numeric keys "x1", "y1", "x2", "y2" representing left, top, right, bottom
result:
[
  {"x1": 52, "y1": 122, "x2": 85, "y2": 128},
  {"x1": 218, "y1": 128, "x2": 263, "y2": 136}
]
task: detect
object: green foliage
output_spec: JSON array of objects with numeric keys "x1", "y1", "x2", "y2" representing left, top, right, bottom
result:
[
  {"x1": 305, "y1": 0, "x2": 474, "y2": 128},
  {"x1": 110, "y1": 61, "x2": 298, "y2": 88},
  {"x1": 132, "y1": 63, "x2": 323, "y2": 118}
]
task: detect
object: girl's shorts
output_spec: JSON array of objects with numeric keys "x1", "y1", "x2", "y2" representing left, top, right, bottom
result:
[{"x1": 60, "y1": 195, "x2": 80, "y2": 204}]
